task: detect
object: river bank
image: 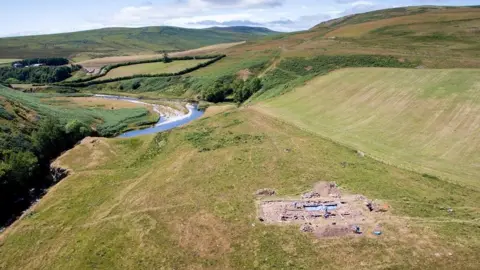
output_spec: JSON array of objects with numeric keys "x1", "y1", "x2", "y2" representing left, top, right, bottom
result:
[{"x1": 93, "y1": 94, "x2": 204, "y2": 138}]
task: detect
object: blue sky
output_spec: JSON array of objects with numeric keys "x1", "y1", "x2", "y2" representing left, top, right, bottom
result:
[{"x1": 0, "y1": 0, "x2": 477, "y2": 37}]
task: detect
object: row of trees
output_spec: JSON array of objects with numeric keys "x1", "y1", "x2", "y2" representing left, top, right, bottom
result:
[
  {"x1": 202, "y1": 76, "x2": 263, "y2": 103},
  {"x1": 18, "y1": 57, "x2": 69, "y2": 67},
  {"x1": 0, "y1": 65, "x2": 80, "y2": 84},
  {"x1": 0, "y1": 118, "x2": 91, "y2": 226}
]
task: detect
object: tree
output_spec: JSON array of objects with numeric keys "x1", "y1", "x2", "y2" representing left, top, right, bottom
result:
[
  {"x1": 32, "y1": 118, "x2": 67, "y2": 161},
  {"x1": 203, "y1": 86, "x2": 226, "y2": 103},
  {"x1": 248, "y1": 77, "x2": 262, "y2": 92},
  {"x1": 132, "y1": 80, "x2": 141, "y2": 90},
  {"x1": 163, "y1": 52, "x2": 172, "y2": 63},
  {"x1": 65, "y1": 120, "x2": 91, "y2": 143},
  {"x1": 233, "y1": 77, "x2": 263, "y2": 103},
  {"x1": 1, "y1": 150, "x2": 39, "y2": 188}
]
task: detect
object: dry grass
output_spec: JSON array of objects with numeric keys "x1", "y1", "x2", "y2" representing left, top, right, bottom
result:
[
  {"x1": 201, "y1": 104, "x2": 236, "y2": 118},
  {"x1": 1, "y1": 107, "x2": 479, "y2": 269},
  {"x1": 257, "y1": 67, "x2": 480, "y2": 188}
]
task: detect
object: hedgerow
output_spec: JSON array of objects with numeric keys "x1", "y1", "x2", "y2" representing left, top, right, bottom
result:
[{"x1": 60, "y1": 55, "x2": 226, "y2": 86}]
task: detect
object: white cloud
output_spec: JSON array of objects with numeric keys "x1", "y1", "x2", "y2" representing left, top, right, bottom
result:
[
  {"x1": 350, "y1": 1, "x2": 374, "y2": 7},
  {"x1": 112, "y1": 6, "x2": 155, "y2": 24},
  {"x1": 182, "y1": 0, "x2": 285, "y2": 8}
]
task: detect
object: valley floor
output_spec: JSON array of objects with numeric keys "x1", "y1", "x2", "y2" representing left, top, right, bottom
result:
[{"x1": 1, "y1": 106, "x2": 479, "y2": 269}]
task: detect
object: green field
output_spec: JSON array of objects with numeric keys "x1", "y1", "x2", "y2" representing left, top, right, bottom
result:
[
  {"x1": 1, "y1": 107, "x2": 479, "y2": 269},
  {"x1": 0, "y1": 59, "x2": 19, "y2": 64},
  {"x1": 0, "y1": 59, "x2": 19, "y2": 67},
  {"x1": 257, "y1": 68, "x2": 480, "y2": 187},
  {"x1": 98, "y1": 60, "x2": 208, "y2": 80}
]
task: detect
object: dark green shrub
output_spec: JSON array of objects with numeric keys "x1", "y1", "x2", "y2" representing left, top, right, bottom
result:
[{"x1": 132, "y1": 80, "x2": 141, "y2": 90}]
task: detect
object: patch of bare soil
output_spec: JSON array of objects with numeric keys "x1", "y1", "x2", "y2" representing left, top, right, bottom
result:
[
  {"x1": 237, "y1": 69, "x2": 253, "y2": 80},
  {"x1": 257, "y1": 182, "x2": 389, "y2": 238}
]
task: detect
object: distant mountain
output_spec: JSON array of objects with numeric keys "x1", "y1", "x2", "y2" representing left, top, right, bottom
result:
[
  {"x1": 208, "y1": 26, "x2": 277, "y2": 35},
  {"x1": 0, "y1": 26, "x2": 279, "y2": 59}
]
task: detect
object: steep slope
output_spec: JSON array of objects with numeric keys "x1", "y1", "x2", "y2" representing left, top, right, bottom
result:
[{"x1": 0, "y1": 26, "x2": 278, "y2": 59}]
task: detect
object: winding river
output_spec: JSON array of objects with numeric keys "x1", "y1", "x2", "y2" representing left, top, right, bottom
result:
[{"x1": 94, "y1": 94, "x2": 204, "y2": 138}]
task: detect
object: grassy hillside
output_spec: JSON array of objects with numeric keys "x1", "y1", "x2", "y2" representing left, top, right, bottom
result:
[
  {"x1": 2, "y1": 5, "x2": 480, "y2": 269},
  {"x1": 213, "y1": 6, "x2": 480, "y2": 75},
  {"x1": 257, "y1": 68, "x2": 480, "y2": 188},
  {"x1": 0, "y1": 86, "x2": 157, "y2": 136},
  {"x1": 0, "y1": 108, "x2": 479, "y2": 269},
  {"x1": 74, "y1": 7, "x2": 480, "y2": 100},
  {"x1": 0, "y1": 26, "x2": 277, "y2": 60},
  {"x1": 0, "y1": 86, "x2": 162, "y2": 226},
  {"x1": 93, "y1": 6, "x2": 478, "y2": 101},
  {"x1": 312, "y1": 6, "x2": 478, "y2": 29}
]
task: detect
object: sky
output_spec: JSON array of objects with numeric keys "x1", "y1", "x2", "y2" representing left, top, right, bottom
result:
[{"x1": 0, "y1": 0, "x2": 478, "y2": 37}]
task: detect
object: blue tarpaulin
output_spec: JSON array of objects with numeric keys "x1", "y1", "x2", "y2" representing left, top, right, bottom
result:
[{"x1": 304, "y1": 204, "x2": 338, "y2": 211}]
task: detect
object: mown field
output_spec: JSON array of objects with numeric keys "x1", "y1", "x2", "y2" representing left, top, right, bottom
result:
[
  {"x1": 0, "y1": 107, "x2": 479, "y2": 269},
  {"x1": 97, "y1": 60, "x2": 208, "y2": 80},
  {"x1": 257, "y1": 68, "x2": 480, "y2": 188}
]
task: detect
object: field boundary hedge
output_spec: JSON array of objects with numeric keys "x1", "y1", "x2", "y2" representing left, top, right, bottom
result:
[{"x1": 59, "y1": 55, "x2": 226, "y2": 87}]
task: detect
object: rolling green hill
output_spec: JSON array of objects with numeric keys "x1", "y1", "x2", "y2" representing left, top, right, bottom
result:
[
  {"x1": 2, "y1": 5, "x2": 480, "y2": 269},
  {"x1": 0, "y1": 26, "x2": 278, "y2": 60}
]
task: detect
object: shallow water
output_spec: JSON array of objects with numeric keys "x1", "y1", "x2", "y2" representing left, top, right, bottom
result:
[
  {"x1": 94, "y1": 94, "x2": 204, "y2": 138},
  {"x1": 118, "y1": 106, "x2": 204, "y2": 138}
]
